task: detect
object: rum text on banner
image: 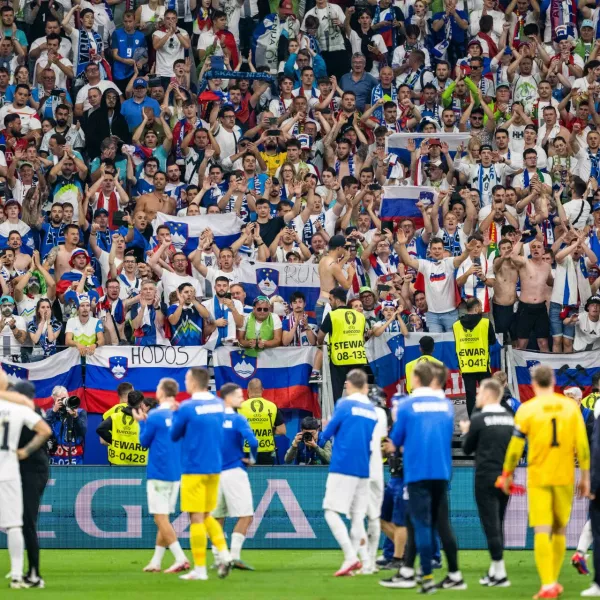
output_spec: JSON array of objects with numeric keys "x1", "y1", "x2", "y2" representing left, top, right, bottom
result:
[
  {"x1": 84, "y1": 345, "x2": 208, "y2": 413},
  {"x1": 0, "y1": 348, "x2": 83, "y2": 410},
  {"x1": 212, "y1": 346, "x2": 320, "y2": 415}
]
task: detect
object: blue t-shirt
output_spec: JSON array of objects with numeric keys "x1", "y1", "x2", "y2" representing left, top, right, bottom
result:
[
  {"x1": 121, "y1": 96, "x2": 162, "y2": 131},
  {"x1": 139, "y1": 405, "x2": 182, "y2": 481},
  {"x1": 221, "y1": 408, "x2": 258, "y2": 471},
  {"x1": 27, "y1": 317, "x2": 62, "y2": 356},
  {"x1": 39, "y1": 222, "x2": 65, "y2": 260},
  {"x1": 166, "y1": 304, "x2": 203, "y2": 346},
  {"x1": 111, "y1": 28, "x2": 146, "y2": 81},
  {"x1": 430, "y1": 11, "x2": 468, "y2": 44},
  {"x1": 322, "y1": 393, "x2": 377, "y2": 478},
  {"x1": 171, "y1": 393, "x2": 226, "y2": 475},
  {"x1": 391, "y1": 388, "x2": 454, "y2": 484}
]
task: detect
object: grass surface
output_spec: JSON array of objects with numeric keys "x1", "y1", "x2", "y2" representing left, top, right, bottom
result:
[{"x1": 0, "y1": 549, "x2": 596, "y2": 599}]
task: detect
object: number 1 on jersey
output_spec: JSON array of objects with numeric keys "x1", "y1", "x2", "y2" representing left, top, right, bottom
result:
[
  {"x1": 0, "y1": 421, "x2": 9, "y2": 450},
  {"x1": 551, "y1": 417, "x2": 560, "y2": 447}
]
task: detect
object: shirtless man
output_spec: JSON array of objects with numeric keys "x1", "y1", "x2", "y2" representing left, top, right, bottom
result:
[
  {"x1": 492, "y1": 238, "x2": 519, "y2": 340},
  {"x1": 316, "y1": 234, "x2": 356, "y2": 326},
  {"x1": 52, "y1": 223, "x2": 80, "y2": 281},
  {"x1": 510, "y1": 239, "x2": 553, "y2": 351},
  {"x1": 134, "y1": 172, "x2": 176, "y2": 220},
  {"x1": 326, "y1": 138, "x2": 363, "y2": 180},
  {"x1": 8, "y1": 231, "x2": 32, "y2": 272}
]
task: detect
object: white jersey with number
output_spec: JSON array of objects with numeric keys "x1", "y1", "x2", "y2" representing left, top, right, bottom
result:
[{"x1": 0, "y1": 399, "x2": 41, "y2": 482}]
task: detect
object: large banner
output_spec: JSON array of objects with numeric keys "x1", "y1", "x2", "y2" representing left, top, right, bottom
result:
[
  {"x1": 0, "y1": 348, "x2": 83, "y2": 410},
  {"x1": 212, "y1": 346, "x2": 320, "y2": 415},
  {"x1": 507, "y1": 348, "x2": 600, "y2": 402},
  {"x1": 84, "y1": 346, "x2": 208, "y2": 413},
  {"x1": 236, "y1": 261, "x2": 321, "y2": 314},
  {"x1": 0, "y1": 466, "x2": 586, "y2": 550},
  {"x1": 367, "y1": 333, "x2": 503, "y2": 399}
]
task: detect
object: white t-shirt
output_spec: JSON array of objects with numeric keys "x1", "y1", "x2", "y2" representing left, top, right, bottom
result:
[
  {"x1": 30, "y1": 36, "x2": 72, "y2": 62},
  {"x1": 242, "y1": 312, "x2": 282, "y2": 336},
  {"x1": 0, "y1": 315, "x2": 27, "y2": 356},
  {"x1": 203, "y1": 266, "x2": 239, "y2": 290},
  {"x1": 75, "y1": 80, "x2": 121, "y2": 112},
  {"x1": 160, "y1": 270, "x2": 202, "y2": 300},
  {"x1": 81, "y1": 0, "x2": 115, "y2": 46},
  {"x1": 65, "y1": 316, "x2": 103, "y2": 346},
  {"x1": 98, "y1": 251, "x2": 123, "y2": 286},
  {"x1": 0, "y1": 104, "x2": 41, "y2": 134},
  {"x1": 302, "y1": 4, "x2": 346, "y2": 52},
  {"x1": 202, "y1": 296, "x2": 243, "y2": 348},
  {"x1": 348, "y1": 30, "x2": 387, "y2": 76},
  {"x1": 33, "y1": 55, "x2": 74, "y2": 89},
  {"x1": 0, "y1": 400, "x2": 41, "y2": 482},
  {"x1": 153, "y1": 29, "x2": 190, "y2": 77},
  {"x1": 213, "y1": 124, "x2": 243, "y2": 162},
  {"x1": 417, "y1": 257, "x2": 457, "y2": 314},
  {"x1": 574, "y1": 313, "x2": 600, "y2": 352}
]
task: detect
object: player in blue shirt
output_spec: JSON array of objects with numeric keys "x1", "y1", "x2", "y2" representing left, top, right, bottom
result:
[
  {"x1": 111, "y1": 11, "x2": 147, "y2": 91},
  {"x1": 171, "y1": 368, "x2": 233, "y2": 581},
  {"x1": 321, "y1": 369, "x2": 378, "y2": 577},
  {"x1": 134, "y1": 378, "x2": 188, "y2": 574},
  {"x1": 212, "y1": 383, "x2": 258, "y2": 571},
  {"x1": 381, "y1": 361, "x2": 465, "y2": 593}
]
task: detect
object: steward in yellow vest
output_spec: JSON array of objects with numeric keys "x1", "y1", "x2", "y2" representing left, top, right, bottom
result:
[
  {"x1": 239, "y1": 378, "x2": 286, "y2": 465},
  {"x1": 452, "y1": 298, "x2": 497, "y2": 415},
  {"x1": 97, "y1": 392, "x2": 155, "y2": 465},
  {"x1": 404, "y1": 335, "x2": 444, "y2": 393},
  {"x1": 317, "y1": 287, "x2": 369, "y2": 403}
]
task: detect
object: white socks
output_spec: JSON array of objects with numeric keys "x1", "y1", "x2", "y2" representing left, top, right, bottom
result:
[
  {"x1": 367, "y1": 517, "x2": 381, "y2": 566},
  {"x1": 150, "y1": 545, "x2": 166, "y2": 567},
  {"x1": 7, "y1": 527, "x2": 24, "y2": 580},
  {"x1": 231, "y1": 532, "x2": 245, "y2": 561},
  {"x1": 492, "y1": 560, "x2": 507, "y2": 579},
  {"x1": 579, "y1": 520, "x2": 593, "y2": 554},
  {"x1": 349, "y1": 513, "x2": 367, "y2": 555},
  {"x1": 325, "y1": 510, "x2": 356, "y2": 562},
  {"x1": 169, "y1": 541, "x2": 187, "y2": 563}
]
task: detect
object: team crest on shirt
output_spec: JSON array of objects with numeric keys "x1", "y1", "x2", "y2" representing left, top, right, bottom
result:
[
  {"x1": 231, "y1": 352, "x2": 257, "y2": 380},
  {"x1": 166, "y1": 221, "x2": 189, "y2": 251},
  {"x1": 1, "y1": 362, "x2": 29, "y2": 381},
  {"x1": 109, "y1": 356, "x2": 128, "y2": 380},
  {"x1": 387, "y1": 335, "x2": 405, "y2": 361},
  {"x1": 256, "y1": 268, "x2": 279, "y2": 297}
]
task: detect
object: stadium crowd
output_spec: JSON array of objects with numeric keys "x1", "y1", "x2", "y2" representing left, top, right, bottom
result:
[{"x1": 0, "y1": 0, "x2": 600, "y2": 367}]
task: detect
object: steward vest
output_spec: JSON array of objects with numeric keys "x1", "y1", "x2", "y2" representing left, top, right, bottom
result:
[
  {"x1": 583, "y1": 391, "x2": 600, "y2": 411},
  {"x1": 453, "y1": 318, "x2": 490, "y2": 374},
  {"x1": 405, "y1": 355, "x2": 444, "y2": 393},
  {"x1": 103, "y1": 402, "x2": 127, "y2": 420},
  {"x1": 239, "y1": 397, "x2": 278, "y2": 453},
  {"x1": 108, "y1": 411, "x2": 148, "y2": 466},
  {"x1": 329, "y1": 309, "x2": 367, "y2": 366}
]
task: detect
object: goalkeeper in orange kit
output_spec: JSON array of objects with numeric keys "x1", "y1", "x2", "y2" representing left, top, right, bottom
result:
[{"x1": 498, "y1": 365, "x2": 590, "y2": 600}]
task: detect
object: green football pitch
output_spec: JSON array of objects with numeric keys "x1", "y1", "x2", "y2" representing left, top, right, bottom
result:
[{"x1": 0, "y1": 549, "x2": 597, "y2": 599}]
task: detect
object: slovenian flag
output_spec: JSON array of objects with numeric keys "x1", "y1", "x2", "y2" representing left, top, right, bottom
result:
[
  {"x1": 380, "y1": 185, "x2": 436, "y2": 227},
  {"x1": 507, "y1": 347, "x2": 598, "y2": 403},
  {"x1": 367, "y1": 333, "x2": 503, "y2": 400},
  {"x1": 213, "y1": 346, "x2": 320, "y2": 415},
  {"x1": 236, "y1": 261, "x2": 321, "y2": 315},
  {"x1": 0, "y1": 348, "x2": 83, "y2": 410},
  {"x1": 84, "y1": 345, "x2": 208, "y2": 413},
  {"x1": 153, "y1": 212, "x2": 244, "y2": 251}
]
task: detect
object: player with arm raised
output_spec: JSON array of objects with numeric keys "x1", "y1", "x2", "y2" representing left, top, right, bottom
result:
[
  {"x1": 0, "y1": 370, "x2": 51, "y2": 589},
  {"x1": 499, "y1": 365, "x2": 590, "y2": 600},
  {"x1": 133, "y1": 378, "x2": 189, "y2": 574},
  {"x1": 170, "y1": 367, "x2": 233, "y2": 581},
  {"x1": 212, "y1": 383, "x2": 258, "y2": 571}
]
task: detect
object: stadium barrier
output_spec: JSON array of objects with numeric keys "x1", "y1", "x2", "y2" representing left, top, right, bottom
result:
[{"x1": 0, "y1": 466, "x2": 588, "y2": 550}]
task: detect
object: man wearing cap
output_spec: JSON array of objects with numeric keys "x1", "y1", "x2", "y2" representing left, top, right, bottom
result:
[
  {"x1": 121, "y1": 77, "x2": 162, "y2": 132},
  {"x1": 56, "y1": 247, "x2": 101, "y2": 302},
  {"x1": 359, "y1": 286, "x2": 381, "y2": 328},
  {"x1": 0, "y1": 294, "x2": 26, "y2": 358},
  {"x1": 575, "y1": 19, "x2": 595, "y2": 62},
  {"x1": 317, "y1": 287, "x2": 368, "y2": 402},
  {"x1": 7, "y1": 150, "x2": 42, "y2": 207},
  {"x1": 564, "y1": 296, "x2": 600, "y2": 352},
  {"x1": 65, "y1": 294, "x2": 104, "y2": 355}
]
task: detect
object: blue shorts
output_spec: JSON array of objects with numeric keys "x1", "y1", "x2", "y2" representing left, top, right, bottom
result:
[
  {"x1": 549, "y1": 301, "x2": 575, "y2": 340},
  {"x1": 381, "y1": 477, "x2": 405, "y2": 526}
]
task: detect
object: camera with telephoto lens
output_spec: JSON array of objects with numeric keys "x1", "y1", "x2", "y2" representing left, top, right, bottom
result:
[
  {"x1": 302, "y1": 431, "x2": 314, "y2": 444},
  {"x1": 59, "y1": 395, "x2": 81, "y2": 417}
]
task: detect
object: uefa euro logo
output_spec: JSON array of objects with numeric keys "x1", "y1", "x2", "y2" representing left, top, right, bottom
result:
[{"x1": 109, "y1": 356, "x2": 128, "y2": 380}]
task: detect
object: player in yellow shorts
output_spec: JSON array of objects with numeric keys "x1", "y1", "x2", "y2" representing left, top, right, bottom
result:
[
  {"x1": 498, "y1": 365, "x2": 590, "y2": 600},
  {"x1": 171, "y1": 368, "x2": 233, "y2": 581}
]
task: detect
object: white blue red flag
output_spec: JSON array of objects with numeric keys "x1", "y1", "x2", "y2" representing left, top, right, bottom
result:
[
  {"x1": 84, "y1": 345, "x2": 208, "y2": 412},
  {"x1": 381, "y1": 186, "x2": 436, "y2": 224},
  {"x1": 212, "y1": 346, "x2": 320, "y2": 415},
  {"x1": 0, "y1": 348, "x2": 83, "y2": 410}
]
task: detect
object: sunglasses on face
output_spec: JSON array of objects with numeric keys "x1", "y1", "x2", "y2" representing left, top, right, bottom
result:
[{"x1": 255, "y1": 307, "x2": 269, "y2": 312}]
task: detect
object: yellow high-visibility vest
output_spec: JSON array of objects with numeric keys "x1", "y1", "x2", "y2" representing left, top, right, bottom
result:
[
  {"x1": 239, "y1": 397, "x2": 278, "y2": 453},
  {"x1": 405, "y1": 355, "x2": 444, "y2": 393},
  {"x1": 108, "y1": 411, "x2": 148, "y2": 466},
  {"x1": 453, "y1": 319, "x2": 490, "y2": 373},
  {"x1": 329, "y1": 309, "x2": 367, "y2": 366}
]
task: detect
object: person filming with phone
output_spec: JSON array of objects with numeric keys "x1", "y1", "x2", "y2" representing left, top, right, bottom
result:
[
  {"x1": 285, "y1": 416, "x2": 331, "y2": 465},
  {"x1": 44, "y1": 385, "x2": 88, "y2": 465}
]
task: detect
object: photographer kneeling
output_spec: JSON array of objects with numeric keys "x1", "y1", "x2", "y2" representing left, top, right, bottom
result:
[
  {"x1": 285, "y1": 417, "x2": 331, "y2": 465},
  {"x1": 44, "y1": 385, "x2": 88, "y2": 465}
]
